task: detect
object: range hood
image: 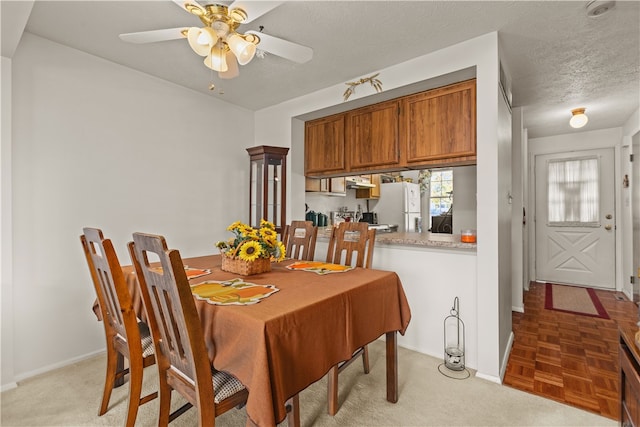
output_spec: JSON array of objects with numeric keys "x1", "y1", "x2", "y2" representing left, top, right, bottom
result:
[{"x1": 345, "y1": 176, "x2": 376, "y2": 189}]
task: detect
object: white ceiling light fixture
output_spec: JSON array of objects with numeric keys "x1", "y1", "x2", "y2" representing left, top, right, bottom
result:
[
  {"x1": 586, "y1": 1, "x2": 616, "y2": 17},
  {"x1": 569, "y1": 108, "x2": 589, "y2": 128}
]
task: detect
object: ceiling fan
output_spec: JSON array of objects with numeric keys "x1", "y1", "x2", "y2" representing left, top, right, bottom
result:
[{"x1": 119, "y1": 0, "x2": 313, "y2": 79}]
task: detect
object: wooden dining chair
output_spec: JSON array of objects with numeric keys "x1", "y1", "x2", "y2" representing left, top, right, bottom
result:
[
  {"x1": 128, "y1": 232, "x2": 300, "y2": 426},
  {"x1": 80, "y1": 227, "x2": 157, "y2": 427},
  {"x1": 325, "y1": 221, "x2": 377, "y2": 415},
  {"x1": 282, "y1": 220, "x2": 318, "y2": 260}
]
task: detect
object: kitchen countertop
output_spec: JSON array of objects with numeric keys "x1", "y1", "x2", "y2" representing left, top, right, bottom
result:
[{"x1": 316, "y1": 227, "x2": 477, "y2": 250}]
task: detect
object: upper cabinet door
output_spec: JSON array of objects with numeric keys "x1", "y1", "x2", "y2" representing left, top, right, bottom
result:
[
  {"x1": 346, "y1": 100, "x2": 400, "y2": 171},
  {"x1": 401, "y1": 79, "x2": 476, "y2": 165},
  {"x1": 305, "y1": 113, "x2": 346, "y2": 176}
]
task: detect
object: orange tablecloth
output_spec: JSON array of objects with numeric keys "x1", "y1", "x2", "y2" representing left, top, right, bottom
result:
[{"x1": 95, "y1": 255, "x2": 411, "y2": 427}]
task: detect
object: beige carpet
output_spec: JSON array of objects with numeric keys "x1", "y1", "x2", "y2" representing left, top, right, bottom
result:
[{"x1": 1, "y1": 340, "x2": 615, "y2": 426}]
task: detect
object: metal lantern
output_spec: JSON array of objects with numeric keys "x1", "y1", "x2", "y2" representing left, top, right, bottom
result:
[{"x1": 443, "y1": 297, "x2": 465, "y2": 371}]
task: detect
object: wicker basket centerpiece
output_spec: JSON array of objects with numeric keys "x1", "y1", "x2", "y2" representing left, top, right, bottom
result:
[
  {"x1": 216, "y1": 220, "x2": 286, "y2": 276},
  {"x1": 221, "y1": 254, "x2": 271, "y2": 276}
]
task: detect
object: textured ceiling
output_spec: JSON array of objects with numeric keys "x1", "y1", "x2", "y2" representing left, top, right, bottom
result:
[{"x1": 3, "y1": 1, "x2": 639, "y2": 138}]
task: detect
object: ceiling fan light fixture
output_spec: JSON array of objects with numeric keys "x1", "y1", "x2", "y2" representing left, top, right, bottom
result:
[
  {"x1": 204, "y1": 43, "x2": 228, "y2": 72},
  {"x1": 227, "y1": 33, "x2": 256, "y2": 65},
  {"x1": 187, "y1": 27, "x2": 218, "y2": 56},
  {"x1": 569, "y1": 108, "x2": 588, "y2": 128}
]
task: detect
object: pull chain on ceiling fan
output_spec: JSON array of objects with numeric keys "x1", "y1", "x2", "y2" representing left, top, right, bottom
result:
[{"x1": 119, "y1": 0, "x2": 313, "y2": 80}]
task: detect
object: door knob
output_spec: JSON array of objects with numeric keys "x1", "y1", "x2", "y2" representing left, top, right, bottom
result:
[
  {"x1": 605, "y1": 225, "x2": 612, "y2": 231},
  {"x1": 606, "y1": 214, "x2": 612, "y2": 219}
]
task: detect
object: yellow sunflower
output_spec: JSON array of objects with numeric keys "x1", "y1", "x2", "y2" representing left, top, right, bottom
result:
[
  {"x1": 260, "y1": 227, "x2": 277, "y2": 243},
  {"x1": 273, "y1": 241, "x2": 286, "y2": 261},
  {"x1": 238, "y1": 240, "x2": 263, "y2": 261},
  {"x1": 227, "y1": 221, "x2": 243, "y2": 231},
  {"x1": 260, "y1": 219, "x2": 276, "y2": 230}
]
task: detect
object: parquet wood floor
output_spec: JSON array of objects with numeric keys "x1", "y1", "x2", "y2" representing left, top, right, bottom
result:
[{"x1": 503, "y1": 282, "x2": 638, "y2": 420}]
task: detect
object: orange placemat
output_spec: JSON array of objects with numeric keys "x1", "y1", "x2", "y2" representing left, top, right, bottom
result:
[
  {"x1": 150, "y1": 266, "x2": 211, "y2": 280},
  {"x1": 286, "y1": 261, "x2": 354, "y2": 275},
  {"x1": 191, "y1": 278, "x2": 279, "y2": 305}
]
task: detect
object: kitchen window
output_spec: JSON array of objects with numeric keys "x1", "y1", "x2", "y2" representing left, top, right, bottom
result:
[
  {"x1": 430, "y1": 169, "x2": 453, "y2": 216},
  {"x1": 430, "y1": 169, "x2": 453, "y2": 233}
]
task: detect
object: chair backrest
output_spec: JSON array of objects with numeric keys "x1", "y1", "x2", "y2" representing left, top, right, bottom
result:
[
  {"x1": 127, "y1": 232, "x2": 214, "y2": 411},
  {"x1": 81, "y1": 227, "x2": 142, "y2": 353},
  {"x1": 282, "y1": 220, "x2": 318, "y2": 261},
  {"x1": 325, "y1": 222, "x2": 376, "y2": 268}
]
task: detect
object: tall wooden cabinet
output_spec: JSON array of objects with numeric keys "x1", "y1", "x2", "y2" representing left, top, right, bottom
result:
[
  {"x1": 247, "y1": 146, "x2": 288, "y2": 234},
  {"x1": 346, "y1": 100, "x2": 400, "y2": 171},
  {"x1": 401, "y1": 79, "x2": 476, "y2": 167}
]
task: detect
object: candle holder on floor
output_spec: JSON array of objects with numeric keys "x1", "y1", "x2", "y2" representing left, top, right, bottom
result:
[{"x1": 438, "y1": 296, "x2": 470, "y2": 379}]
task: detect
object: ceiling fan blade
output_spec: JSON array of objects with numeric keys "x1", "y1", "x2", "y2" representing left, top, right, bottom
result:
[
  {"x1": 173, "y1": 0, "x2": 206, "y2": 16},
  {"x1": 246, "y1": 31, "x2": 313, "y2": 64},
  {"x1": 119, "y1": 27, "x2": 187, "y2": 44},
  {"x1": 229, "y1": 1, "x2": 283, "y2": 23}
]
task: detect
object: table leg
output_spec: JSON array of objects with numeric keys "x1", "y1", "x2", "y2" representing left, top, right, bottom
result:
[
  {"x1": 386, "y1": 331, "x2": 398, "y2": 403},
  {"x1": 327, "y1": 365, "x2": 339, "y2": 415}
]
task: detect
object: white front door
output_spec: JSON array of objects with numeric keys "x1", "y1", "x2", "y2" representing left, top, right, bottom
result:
[{"x1": 535, "y1": 148, "x2": 616, "y2": 289}]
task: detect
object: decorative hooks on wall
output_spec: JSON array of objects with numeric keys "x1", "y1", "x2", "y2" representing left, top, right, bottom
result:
[{"x1": 343, "y1": 73, "x2": 383, "y2": 101}]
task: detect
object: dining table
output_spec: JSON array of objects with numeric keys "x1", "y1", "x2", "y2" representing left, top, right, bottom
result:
[{"x1": 93, "y1": 254, "x2": 411, "y2": 427}]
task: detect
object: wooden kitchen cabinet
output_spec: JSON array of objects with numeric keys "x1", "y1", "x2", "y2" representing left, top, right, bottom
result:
[
  {"x1": 329, "y1": 177, "x2": 346, "y2": 194},
  {"x1": 304, "y1": 113, "x2": 346, "y2": 176},
  {"x1": 346, "y1": 100, "x2": 400, "y2": 171},
  {"x1": 305, "y1": 177, "x2": 328, "y2": 192},
  {"x1": 401, "y1": 79, "x2": 476, "y2": 167},
  {"x1": 304, "y1": 79, "x2": 476, "y2": 177},
  {"x1": 356, "y1": 174, "x2": 381, "y2": 199}
]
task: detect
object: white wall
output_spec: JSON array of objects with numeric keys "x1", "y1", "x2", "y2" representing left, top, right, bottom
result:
[
  {"x1": 4, "y1": 33, "x2": 255, "y2": 384},
  {"x1": 511, "y1": 107, "x2": 525, "y2": 312},
  {"x1": 622, "y1": 108, "x2": 640, "y2": 300},
  {"x1": 255, "y1": 32, "x2": 505, "y2": 380},
  {"x1": 1, "y1": 55, "x2": 16, "y2": 390},
  {"x1": 497, "y1": 84, "x2": 513, "y2": 378},
  {"x1": 528, "y1": 127, "x2": 625, "y2": 292}
]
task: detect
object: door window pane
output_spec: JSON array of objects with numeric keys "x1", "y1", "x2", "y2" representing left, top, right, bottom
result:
[{"x1": 547, "y1": 157, "x2": 599, "y2": 225}]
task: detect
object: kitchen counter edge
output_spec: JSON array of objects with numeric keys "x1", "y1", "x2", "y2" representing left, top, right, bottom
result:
[{"x1": 315, "y1": 227, "x2": 477, "y2": 250}]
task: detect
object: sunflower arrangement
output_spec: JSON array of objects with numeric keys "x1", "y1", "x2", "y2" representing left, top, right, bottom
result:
[{"x1": 216, "y1": 219, "x2": 286, "y2": 262}]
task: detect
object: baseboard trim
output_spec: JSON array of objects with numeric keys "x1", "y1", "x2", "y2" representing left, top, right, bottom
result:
[
  {"x1": 13, "y1": 349, "x2": 105, "y2": 384},
  {"x1": 512, "y1": 305, "x2": 524, "y2": 313},
  {"x1": 1, "y1": 381, "x2": 18, "y2": 392},
  {"x1": 475, "y1": 371, "x2": 502, "y2": 384},
  {"x1": 500, "y1": 331, "x2": 515, "y2": 383}
]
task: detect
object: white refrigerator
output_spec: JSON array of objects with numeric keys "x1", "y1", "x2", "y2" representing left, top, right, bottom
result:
[{"x1": 375, "y1": 182, "x2": 421, "y2": 232}]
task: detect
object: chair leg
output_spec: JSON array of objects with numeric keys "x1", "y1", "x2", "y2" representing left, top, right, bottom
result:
[
  {"x1": 99, "y1": 345, "x2": 118, "y2": 416},
  {"x1": 286, "y1": 394, "x2": 300, "y2": 427},
  {"x1": 157, "y1": 375, "x2": 172, "y2": 427},
  {"x1": 124, "y1": 358, "x2": 143, "y2": 427},
  {"x1": 327, "y1": 365, "x2": 339, "y2": 416},
  {"x1": 362, "y1": 345, "x2": 370, "y2": 374}
]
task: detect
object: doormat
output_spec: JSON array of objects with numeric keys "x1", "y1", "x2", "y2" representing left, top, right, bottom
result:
[{"x1": 544, "y1": 283, "x2": 609, "y2": 319}]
